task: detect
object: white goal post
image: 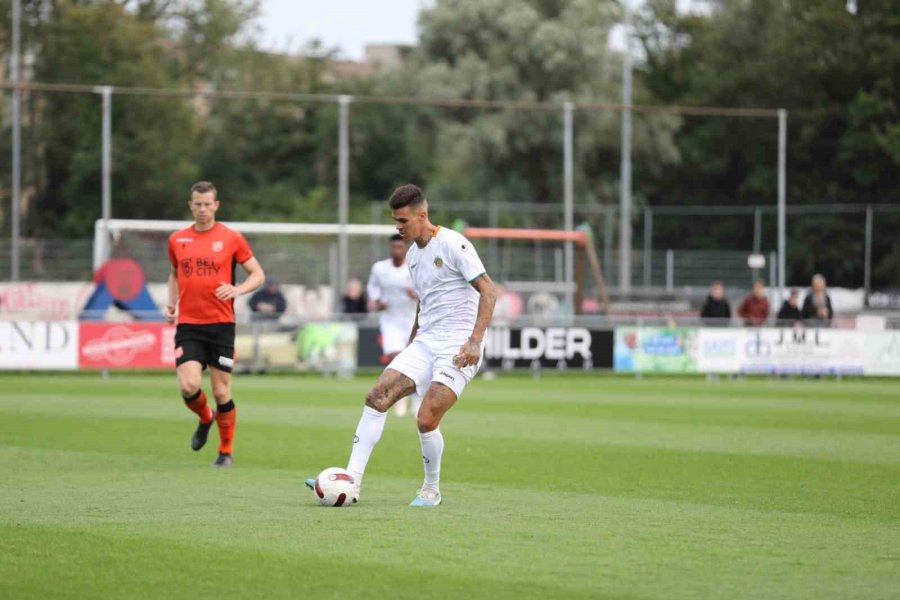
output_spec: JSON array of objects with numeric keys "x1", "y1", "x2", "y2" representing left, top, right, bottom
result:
[{"x1": 94, "y1": 218, "x2": 397, "y2": 272}]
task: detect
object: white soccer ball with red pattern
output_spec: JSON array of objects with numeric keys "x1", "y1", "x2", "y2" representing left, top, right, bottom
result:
[{"x1": 312, "y1": 467, "x2": 358, "y2": 507}]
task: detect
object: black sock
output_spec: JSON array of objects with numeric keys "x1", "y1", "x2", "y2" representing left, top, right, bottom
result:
[{"x1": 218, "y1": 400, "x2": 235, "y2": 413}]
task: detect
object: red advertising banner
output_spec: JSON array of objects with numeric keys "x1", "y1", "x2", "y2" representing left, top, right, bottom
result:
[{"x1": 79, "y1": 323, "x2": 176, "y2": 369}]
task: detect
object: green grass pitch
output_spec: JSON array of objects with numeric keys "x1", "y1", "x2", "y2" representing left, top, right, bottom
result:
[{"x1": 1, "y1": 372, "x2": 898, "y2": 599}]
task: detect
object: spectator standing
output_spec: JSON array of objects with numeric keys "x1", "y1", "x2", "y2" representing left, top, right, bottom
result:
[
  {"x1": 700, "y1": 281, "x2": 731, "y2": 326},
  {"x1": 737, "y1": 280, "x2": 770, "y2": 327},
  {"x1": 776, "y1": 289, "x2": 803, "y2": 326},
  {"x1": 801, "y1": 274, "x2": 833, "y2": 326}
]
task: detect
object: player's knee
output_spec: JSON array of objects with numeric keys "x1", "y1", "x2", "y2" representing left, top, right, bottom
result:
[
  {"x1": 178, "y1": 377, "x2": 201, "y2": 399},
  {"x1": 364, "y1": 388, "x2": 390, "y2": 413},
  {"x1": 211, "y1": 383, "x2": 231, "y2": 404},
  {"x1": 417, "y1": 408, "x2": 440, "y2": 433}
]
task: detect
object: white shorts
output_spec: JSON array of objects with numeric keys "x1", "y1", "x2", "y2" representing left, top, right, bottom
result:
[
  {"x1": 380, "y1": 322, "x2": 410, "y2": 356},
  {"x1": 387, "y1": 334, "x2": 483, "y2": 400}
]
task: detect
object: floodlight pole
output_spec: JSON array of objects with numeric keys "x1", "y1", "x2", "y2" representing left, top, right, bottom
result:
[
  {"x1": 643, "y1": 207, "x2": 652, "y2": 287},
  {"x1": 10, "y1": 0, "x2": 22, "y2": 281},
  {"x1": 619, "y1": 1, "x2": 634, "y2": 293},
  {"x1": 98, "y1": 86, "x2": 113, "y2": 264},
  {"x1": 752, "y1": 206, "x2": 762, "y2": 281},
  {"x1": 563, "y1": 101, "x2": 575, "y2": 312},
  {"x1": 864, "y1": 205, "x2": 873, "y2": 296},
  {"x1": 337, "y1": 95, "x2": 352, "y2": 307},
  {"x1": 777, "y1": 109, "x2": 787, "y2": 294}
]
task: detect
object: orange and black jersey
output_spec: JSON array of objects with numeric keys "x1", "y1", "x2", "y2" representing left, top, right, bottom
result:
[{"x1": 167, "y1": 222, "x2": 253, "y2": 325}]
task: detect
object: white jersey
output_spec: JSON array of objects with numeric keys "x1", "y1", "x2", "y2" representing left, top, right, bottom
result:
[
  {"x1": 407, "y1": 227, "x2": 486, "y2": 338},
  {"x1": 366, "y1": 258, "x2": 417, "y2": 353}
]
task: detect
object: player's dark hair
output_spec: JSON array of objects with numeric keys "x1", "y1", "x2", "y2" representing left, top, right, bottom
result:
[
  {"x1": 390, "y1": 234, "x2": 404, "y2": 242},
  {"x1": 388, "y1": 184, "x2": 425, "y2": 209},
  {"x1": 191, "y1": 181, "x2": 217, "y2": 198}
]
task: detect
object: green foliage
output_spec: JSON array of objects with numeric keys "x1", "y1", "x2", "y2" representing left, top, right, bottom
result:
[
  {"x1": 637, "y1": 0, "x2": 900, "y2": 286},
  {"x1": 415, "y1": 0, "x2": 679, "y2": 207},
  {"x1": 1, "y1": 0, "x2": 897, "y2": 287}
]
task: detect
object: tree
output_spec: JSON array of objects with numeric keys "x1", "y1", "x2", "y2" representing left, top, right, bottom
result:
[
  {"x1": 636, "y1": 0, "x2": 900, "y2": 287},
  {"x1": 409, "y1": 0, "x2": 679, "y2": 221}
]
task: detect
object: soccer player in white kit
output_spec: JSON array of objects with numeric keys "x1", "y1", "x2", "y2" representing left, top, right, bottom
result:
[
  {"x1": 366, "y1": 234, "x2": 420, "y2": 417},
  {"x1": 309, "y1": 184, "x2": 496, "y2": 507}
]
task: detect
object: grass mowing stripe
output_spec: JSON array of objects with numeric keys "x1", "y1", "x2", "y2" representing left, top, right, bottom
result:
[
  {"x1": 3, "y1": 448, "x2": 898, "y2": 600},
  {"x1": 1, "y1": 526, "x2": 612, "y2": 600},
  {"x1": 4, "y1": 398, "x2": 900, "y2": 465},
  {"x1": 2, "y1": 373, "x2": 898, "y2": 599},
  {"x1": 3, "y1": 410, "x2": 898, "y2": 520}
]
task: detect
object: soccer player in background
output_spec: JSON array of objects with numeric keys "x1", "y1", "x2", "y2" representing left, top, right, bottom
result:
[
  {"x1": 308, "y1": 184, "x2": 497, "y2": 506},
  {"x1": 366, "y1": 234, "x2": 419, "y2": 417},
  {"x1": 166, "y1": 181, "x2": 265, "y2": 467}
]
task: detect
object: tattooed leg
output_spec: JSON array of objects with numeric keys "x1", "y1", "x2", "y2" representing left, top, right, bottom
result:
[{"x1": 365, "y1": 368, "x2": 418, "y2": 412}]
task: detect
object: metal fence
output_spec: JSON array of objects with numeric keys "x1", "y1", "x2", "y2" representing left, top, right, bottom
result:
[
  {"x1": 2, "y1": 81, "x2": 788, "y2": 303},
  {"x1": 2, "y1": 194, "x2": 897, "y2": 296},
  {"x1": 6, "y1": 83, "x2": 899, "y2": 296}
]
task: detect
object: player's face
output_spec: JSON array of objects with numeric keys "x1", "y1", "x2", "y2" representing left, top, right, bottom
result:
[
  {"x1": 189, "y1": 192, "x2": 219, "y2": 226},
  {"x1": 389, "y1": 240, "x2": 406, "y2": 261},
  {"x1": 391, "y1": 205, "x2": 426, "y2": 242}
]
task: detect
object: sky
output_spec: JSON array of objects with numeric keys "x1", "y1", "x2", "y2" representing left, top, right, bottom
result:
[
  {"x1": 254, "y1": 0, "x2": 429, "y2": 60},
  {"x1": 251, "y1": 1, "x2": 705, "y2": 62}
]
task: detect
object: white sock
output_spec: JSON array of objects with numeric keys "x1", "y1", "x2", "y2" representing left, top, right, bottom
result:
[
  {"x1": 346, "y1": 406, "x2": 387, "y2": 486},
  {"x1": 418, "y1": 427, "x2": 444, "y2": 491}
]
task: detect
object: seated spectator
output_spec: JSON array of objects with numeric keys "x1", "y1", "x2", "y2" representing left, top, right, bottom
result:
[
  {"x1": 801, "y1": 274, "x2": 833, "y2": 326},
  {"x1": 342, "y1": 278, "x2": 367, "y2": 314},
  {"x1": 776, "y1": 289, "x2": 803, "y2": 326},
  {"x1": 700, "y1": 281, "x2": 731, "y2": 326},
  {"x1": 737, "y1": 280, "x2": 770, "y2": 327},
  {"x1": 248, "y1": 278, "x2": 287, "y2": 321}
]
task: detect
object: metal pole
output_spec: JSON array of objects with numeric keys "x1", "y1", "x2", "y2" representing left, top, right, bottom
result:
[
  {"x1": 666, "y1": 249, "x2": 674, "y2": 292},
  {"x1": 563, "y1": 101, "x2": 575, "y2": 311},
  {"x1": 337, "y1": 95, "x2": 352, "y2": 307},
  {"x1": 777, "y1": 109, "x2": 787, "y2": 295},
  {"x1": 618, "y1": 2, "x2": 633, "y2": 293},
  {"x1": 864, "y1": 205, "x2": 873, "y2": 295},
  {"x1": 488, "y1": 202, "x2": 499, "y2": 277},
  {"x1": 643, "y1": 207, "x2": 652, "y2": 287},
  {"x1": 10, "y1": 0, "x2": 22, "y2": 281},
  {"x1": 100, "y1": 86, "x2": 113, "y2": 264},
  {"x1": 769, "y1": 251, "x2": 777, "y2": 288},
  {"x1": 604, "y1": 207, "x2": 613, "y2": 282},
  {"x1": 753, "y1": 207, "x2": 762, "y2": 253},
  {"x1": 752, "y1": 206, "x2": 761, "y2": 281}
]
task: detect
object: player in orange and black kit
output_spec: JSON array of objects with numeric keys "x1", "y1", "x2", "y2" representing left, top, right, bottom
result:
[{"x1": 166, "y1": 181, "x2": 265, "y2": 467}]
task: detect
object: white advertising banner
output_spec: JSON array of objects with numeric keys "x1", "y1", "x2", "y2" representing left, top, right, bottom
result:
[
  {"x1": 698, "y1": 327, "x2": 880, "y2": 376},
  {"x1": 696, "y1": 328, "x2": 742, "y2": 373},
  {"x1": 862, "y1": 331, "x2": 900, "y2": 376},
  {"x1": 0, "y1": 283, "x2": 95, "y2": 321},
  {"x1": 0, "y1": 320, "x2": 79, "y2": 370},
  {"x1": 738, "y1": 328, "x2": 866, "y2": 375}
]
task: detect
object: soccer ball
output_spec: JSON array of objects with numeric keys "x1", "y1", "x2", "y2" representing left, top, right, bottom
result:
[{"x1": 311, "y1": 467, "x2": 358, "y2": 507}]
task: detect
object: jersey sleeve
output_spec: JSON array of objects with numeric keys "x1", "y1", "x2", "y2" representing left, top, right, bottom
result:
[
  {"x1": 366, "y1": 264, "x2": 383, "y2": 302},
  {"x1": 234, "y1": 233, "x2": 253, "y2": 264},
  {"x1": 167, "y1": 235, "x2": 178, "y2": 269},
  {"x1": 447, "y1": 236, "x2": 487, "y2": 283}
]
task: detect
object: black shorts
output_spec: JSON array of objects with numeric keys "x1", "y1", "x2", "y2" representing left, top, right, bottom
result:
[{"x1": 174, "y1": 323, "x2": 236, "y2": 373}]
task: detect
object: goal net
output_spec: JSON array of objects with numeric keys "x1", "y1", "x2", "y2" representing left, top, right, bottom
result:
[
  {"x1": 462, "y1": 226, "x2": 609, "y2": 318},
  {"x1": 95, "y1": 219, "x2": 396, "y2": 321},
  {"x1": 94, "y1": 219, "x2": 608, "y2": 322}
]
